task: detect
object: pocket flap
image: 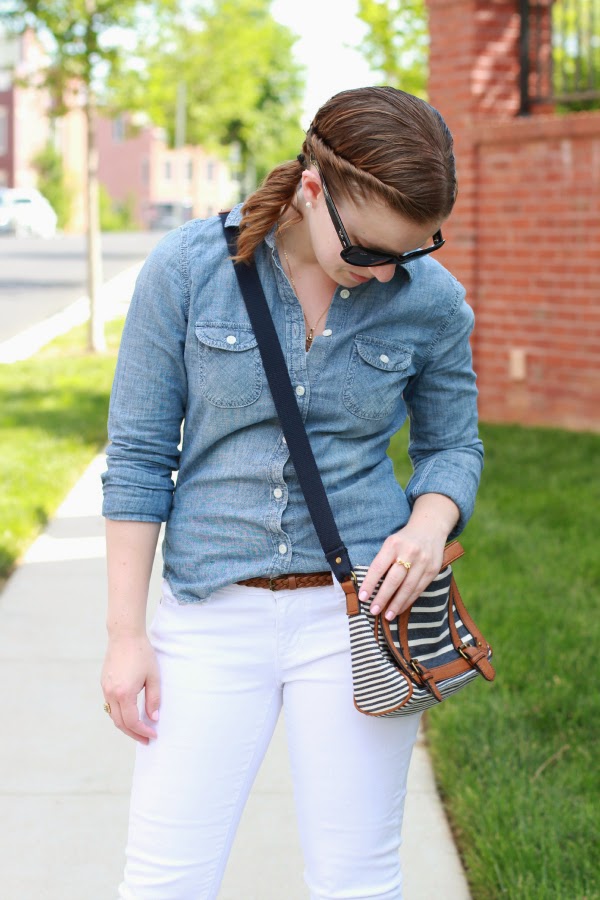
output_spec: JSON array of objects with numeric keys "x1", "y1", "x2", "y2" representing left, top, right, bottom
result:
[
  {"x1": 354, "y1": 335, "x2": 412, "y2": 372},
  {"x1": 195, "y1": 323, "x2": 258, "y2": 352}
]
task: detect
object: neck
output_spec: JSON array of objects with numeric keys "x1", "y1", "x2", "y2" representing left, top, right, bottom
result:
[
  {"x1": 278, "y1": 196, "x2": 339, "y2": 302},
  {"x1": 278, "y1": 194, "x2": 318, "y2": 266}
]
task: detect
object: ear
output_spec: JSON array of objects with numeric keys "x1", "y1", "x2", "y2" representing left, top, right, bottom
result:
[{"x1": 301, "y1": 169, "x2": 323, "y2": 207}]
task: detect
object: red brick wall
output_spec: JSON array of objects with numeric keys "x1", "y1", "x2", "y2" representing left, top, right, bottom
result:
[
  {"x1": 427, "y1": 0, "x2": 600, "y2": 432},
  {"x1": 473, "y1": 114, "x2": 600, "y2": 429}
]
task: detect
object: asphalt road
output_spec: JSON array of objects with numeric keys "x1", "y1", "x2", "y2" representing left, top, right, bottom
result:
[{"x1": 0, "y1": 231, "x2": 167, "y2": 343}]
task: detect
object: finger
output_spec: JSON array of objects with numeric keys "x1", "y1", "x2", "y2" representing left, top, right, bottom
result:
[
  {"x1": 370, "y1": 555, "x2": 417, "y2": 611},
  {"x1": 381, "y1": 577, "x2": 420, "y2": 620},
  {"x1": 367, "y1": 563, "x2": 412, "y2": 615},
  {"x1": 383, "y1": 570, "x2": 439, "y2": 620},
  {"x1": 123, "y1": 706, "x2": 156, "y2": 740},
  {"x1": 359, "y1": 549, "x2": 407, "y2": 608},
  {"x1": 117, "y1": 721, "x2": 151, "y2": 745},
  {"x1": 104, "y1": 700, "x2": 150, "y2": 744},
  {"x1": 144, "y1": 676, "x2": 161, "y2": 725},
  {"x1": 120, "y1": 699, "x2": 158, "y2": 741}
]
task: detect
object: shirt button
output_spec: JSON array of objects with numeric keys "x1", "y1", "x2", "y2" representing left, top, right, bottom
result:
[
  {"x1": 379, "y1": 354, "x2": 390, "y2": 364},
  {"x1": 278, "y1": 543, "x2": 288, "y2": 555},
  {"x1": 340, "y1": 289, "x2": 350, "y2": 299},
  {"x1": 273, "y1": 488, "x2": 283, "y2": 499},
  {"x1": 282, "y1": 436, "x2": 287, "y2": 445},
  {"x1": 295, "y1": 385, "x2": 305, "y2": 396},
  {"x1": 323, "y1": 328, "x2": 332, "y2": 336},
  {"x1": 226, "y1": 335, "x2": 237, "y2": 344}
]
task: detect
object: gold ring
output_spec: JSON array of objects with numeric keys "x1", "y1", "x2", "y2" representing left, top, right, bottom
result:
[
  {"x1": 395, "y1": 558, "x2": 411, "y2": 570},
  {"x1": 103, "y1": 701, "x2": 112, "y2": 715}
]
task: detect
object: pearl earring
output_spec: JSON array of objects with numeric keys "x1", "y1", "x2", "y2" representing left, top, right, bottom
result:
[{"x1": 305, "y1": 201, "x2": 312, "y2": 208}]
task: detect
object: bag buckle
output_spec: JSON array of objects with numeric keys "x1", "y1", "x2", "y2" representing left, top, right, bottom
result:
[
  {"x1": 410, "y1": 659, "x2": 425, "y2": 676},
  {"x1": 410, "y1": 658, "x2": 442, "y2": 701},
  {"x1": 458, "y1": 641, "x2": 482, "y2": 659},
  {"x1": 457, "y1": 642, "x2": 472, "y2": 661}
]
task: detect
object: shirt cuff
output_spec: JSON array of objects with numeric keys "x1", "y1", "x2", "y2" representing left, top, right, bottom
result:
[{"x1": 405, "y1": 455, "x2": 481, "y2": 539}]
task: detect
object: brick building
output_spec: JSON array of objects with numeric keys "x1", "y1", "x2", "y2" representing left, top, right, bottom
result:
[
  {"x1": 0, "y1": 30, "x2": 51, "y2": 190},
  {"x1": 426, "y1": 0, "x2": 600, "y2": 432},
  {"x1": 96, "y1": 115, "x2": 237, "y2": 229}
]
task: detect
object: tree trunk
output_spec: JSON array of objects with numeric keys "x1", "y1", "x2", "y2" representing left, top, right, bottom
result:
[
  {"x1": 85, "y1": 89, "x2": 105, "y2": 353},
  {"x1": 238, "y1": 144, "x2": 256, "y2": 203}
]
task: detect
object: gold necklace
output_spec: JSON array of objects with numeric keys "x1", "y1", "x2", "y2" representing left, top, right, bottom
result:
[
  {"x1": 281, "y1": 243, "x2": 298, "y2": 292},
  {"x1": 303, "y1": 306, "x2": 330, "y2": 352},
  {"x1": 279, "y1": 230, "x2": 331, "y2": 352}
]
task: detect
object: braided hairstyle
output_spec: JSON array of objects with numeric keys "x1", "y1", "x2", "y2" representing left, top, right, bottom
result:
[{"x1": 233, "y1": 86, "x2": 457, "y2": 264}]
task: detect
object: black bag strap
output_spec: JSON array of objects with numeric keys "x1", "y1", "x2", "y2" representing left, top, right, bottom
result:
[{"x1": 220, "y1": 214, "x2": 355, "y2": 588}]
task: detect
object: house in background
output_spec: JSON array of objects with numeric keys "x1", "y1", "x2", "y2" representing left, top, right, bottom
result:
[
  {"x1": 96, "y1": 114, "x2": 237, "y2": 230},
  {"x1": 0, "y1": 29, "x2": 237, "y2": 231},
  {"x1": 0, "y1": 29, "x2": 51, "y2": 191}
]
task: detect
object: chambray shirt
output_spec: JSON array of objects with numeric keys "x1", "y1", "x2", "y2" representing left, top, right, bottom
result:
[{"x1": 101, "y1": 205, "x2": 484, "y2": 603}]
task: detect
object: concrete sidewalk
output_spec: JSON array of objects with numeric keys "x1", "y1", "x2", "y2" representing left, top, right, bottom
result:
[
  {"x1": 0, "y1": 455, "x2": 471, "y2": 899},
  {"x1": 0, "y1": 262, "x2": 143, "y2": 363}
]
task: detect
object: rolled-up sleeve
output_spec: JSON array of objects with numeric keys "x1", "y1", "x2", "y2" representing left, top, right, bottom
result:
[
  {"x1": 403, "y1": 283, "x2": 484, "y2": 538},
  {"x1": 101, "y1": 227, "x2": 189, "y2": 522}
]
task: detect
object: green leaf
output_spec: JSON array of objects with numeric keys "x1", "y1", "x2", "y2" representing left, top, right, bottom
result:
[
  {"x1": 356, "y1": 0, "x2": 428, "y2": 98},
  {"x1": 105, "y1": 0, "x2": 306, "y2": 190}
]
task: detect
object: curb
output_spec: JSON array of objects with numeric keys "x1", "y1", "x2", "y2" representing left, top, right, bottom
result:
[{"x1": 0, "y1": 262, "x2": 142, "y2": 364}]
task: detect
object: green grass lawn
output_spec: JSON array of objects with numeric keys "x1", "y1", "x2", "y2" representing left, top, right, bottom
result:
[
  {"x1": 0, "y1": 320, "x2": 124, "y2": 581},
  {"x1": 389, "y1": 424, "x2": 600, "y2": 900},
  {"x1": 2, "y1": 324, "x2": 599, "y2": 897}
]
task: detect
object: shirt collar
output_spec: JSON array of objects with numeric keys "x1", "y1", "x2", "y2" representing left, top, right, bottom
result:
[{"x1": 224, "y1": 204, "x2": 243, "y2": 229}]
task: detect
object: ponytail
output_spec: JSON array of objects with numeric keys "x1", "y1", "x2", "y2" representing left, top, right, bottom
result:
[{"x1": 233, "y1": 157, "x2": 304, "y2": 264}]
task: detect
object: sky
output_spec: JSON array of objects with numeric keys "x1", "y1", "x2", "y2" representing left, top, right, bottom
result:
[{"x1": 270, "y1": 0, "x2": 375, "y2": 127}]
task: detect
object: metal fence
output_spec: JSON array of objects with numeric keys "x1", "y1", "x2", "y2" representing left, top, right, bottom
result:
[{"x1": 520, "y1": 0, "x2": 600, "y2": 113}]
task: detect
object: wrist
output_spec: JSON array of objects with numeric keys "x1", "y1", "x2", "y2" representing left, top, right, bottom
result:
[
  {"x1": 106, "y1": 620, "x2": 147, "y2": 641},
  {"x1": 410, "y1": 493, "x2": 460, "y2": 538}
]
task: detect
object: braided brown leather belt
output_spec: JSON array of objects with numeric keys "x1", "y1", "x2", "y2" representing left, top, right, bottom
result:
[{"x1": 237, "y1": 571, "x2": 333, "y2": 591}]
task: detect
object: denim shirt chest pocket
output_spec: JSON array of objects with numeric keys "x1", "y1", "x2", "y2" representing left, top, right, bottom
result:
[
  {"x1": 195, "y1": 321, "x2": 263, "y2": 408},
  {"x1": 343, "y1": 334, "x2": 413, "y2": 420}
]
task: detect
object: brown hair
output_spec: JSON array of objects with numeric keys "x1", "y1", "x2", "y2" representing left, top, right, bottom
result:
[{"x1": 234, "y1": 86, "x2": 457, "y2": 264}]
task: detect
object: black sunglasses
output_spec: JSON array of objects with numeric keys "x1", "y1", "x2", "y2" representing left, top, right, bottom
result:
[{"x1": 318, "y1": 173, "x2": 445, "y2": 268}]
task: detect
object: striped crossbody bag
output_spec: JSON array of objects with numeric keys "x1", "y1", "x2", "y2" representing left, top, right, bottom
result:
[{"x1": 221, "y1": 216, "x2": 495, "y2": 716}]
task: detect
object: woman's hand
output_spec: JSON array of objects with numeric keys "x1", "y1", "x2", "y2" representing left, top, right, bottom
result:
[
  {"x1": 357, "y1": 493, "x2": 460, "y2": 619},
  {"x1": 101, "y1": 633, "x2": 161, "y2": 744}
]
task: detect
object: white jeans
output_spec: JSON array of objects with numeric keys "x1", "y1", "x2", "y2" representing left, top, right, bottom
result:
[{"x1": 118, "y1": 578, "x2": 421, "y2": 900}]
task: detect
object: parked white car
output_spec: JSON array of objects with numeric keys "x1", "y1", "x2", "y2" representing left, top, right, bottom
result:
[{"x1": 0, "y1": 188, "x2": 58, "y2": 238}]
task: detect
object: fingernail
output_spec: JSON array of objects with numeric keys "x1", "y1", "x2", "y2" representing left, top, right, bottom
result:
[
  {"x1": 385, "y1": 610, "x2": 395, "y2": 621},
  {"x1": 151, "y1": 710, "x2": 159, "y2": 721},
  {"x1": 359, "y1": 590, "x2": 368, "y2": 601},
  {"x1": 370, "y1": 604, "x2": 380, "y2": 615}
]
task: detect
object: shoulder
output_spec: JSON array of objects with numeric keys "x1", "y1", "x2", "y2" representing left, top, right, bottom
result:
[
  {"x1": 144, "y1": 208, "x2": 237, "y2": 270},
  {"x1": 404, "y1": 255, "x2": 468, "y2": 313},
  {"x1": 182, "y1": 207, "x2": 242, "y2": 282},
  {"x1": 400, "y1": 255, "x2": 473, "y2": 334}
]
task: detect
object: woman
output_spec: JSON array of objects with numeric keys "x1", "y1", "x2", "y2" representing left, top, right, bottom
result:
[{"x1": 101, "y1": 86, "x2": 484, "y2": 899}]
